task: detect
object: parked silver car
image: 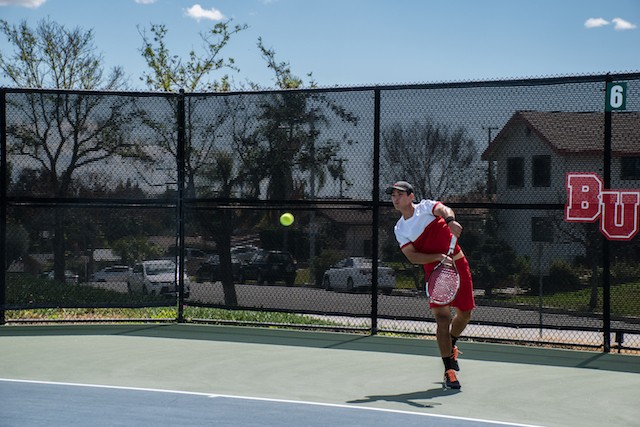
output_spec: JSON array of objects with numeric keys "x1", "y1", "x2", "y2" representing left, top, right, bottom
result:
[
  {"x1": 322, "y1": 257, "x2": 395, "y2": 295},
  {"x1": 127, "y1": 260, "x2": 190, "y2": 298},
  {"x1": 90, "y1": 265, "x2": 131, "y2": 282}
]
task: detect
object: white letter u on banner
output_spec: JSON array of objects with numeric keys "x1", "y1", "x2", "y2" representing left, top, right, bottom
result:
[{"x1": 600, "y1": 191, "x2": 640, "y2": 241}]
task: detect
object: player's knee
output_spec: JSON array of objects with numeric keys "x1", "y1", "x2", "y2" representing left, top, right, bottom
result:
[
  {"x1": 434, "y1": 312, "x2": 451, "y2": 325},
  {"x1": 456, "y1": 310, "x2": 472, "y2": 323}
]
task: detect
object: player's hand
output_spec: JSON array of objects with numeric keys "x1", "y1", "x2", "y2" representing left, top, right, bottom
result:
[
  {"x1": 448, "y1": 220, "x2": 462, "y2": 237},
  {"x1": 442, "y1": 254, "x2": 454, "y2": 265}
]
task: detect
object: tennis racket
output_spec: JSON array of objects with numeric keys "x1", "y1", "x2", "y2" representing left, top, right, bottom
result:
[{"x1": 426, "y1": 236, "x2": 460, "y2": 305}]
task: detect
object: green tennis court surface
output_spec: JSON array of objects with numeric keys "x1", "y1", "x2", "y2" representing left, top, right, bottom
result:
[{"x1": 0, "y1": 324, "x2": 638, "y2": 426}]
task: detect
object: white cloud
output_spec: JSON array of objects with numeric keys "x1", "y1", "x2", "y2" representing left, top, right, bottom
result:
[
  {"x1": 185, "y1": 4, "x2": 225, "y2": 21},
  {"x1": 585, "y1": 17, "x2": 636, "y2": 31},
  {"x1": 135, "y1": 0, "x2": 157, "y2": 4},
  {"x1": 0, "y1": 0, "x2": 46, "y2": 8},
  {"x1": 584, "y1": 17, "x2": 609, "y2": 28},
  {"x1": 612, "y1": 17, "x2": 637, "y2": 31}
]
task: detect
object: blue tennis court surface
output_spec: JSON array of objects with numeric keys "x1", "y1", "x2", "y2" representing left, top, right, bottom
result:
[{"x1": 0, "y1": 379, "x2": 541, "y2": 427}]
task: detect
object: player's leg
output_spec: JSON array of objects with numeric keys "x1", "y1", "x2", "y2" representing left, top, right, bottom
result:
[
  {"x1": 451, "y1": 309, "x2": 471, "y2": 336},
  {"x1": 432, "y1": 305, "x2": 460, "y2": 389},
  {"x1": 433, "y1": 305, "x2": 452, "y2": 359},
  {"x1": 449, "y1": 309, "x2": 471, "y2": 371},
  {"x1": 448, "y1": 257, "x2": 475, "y2": 372}
]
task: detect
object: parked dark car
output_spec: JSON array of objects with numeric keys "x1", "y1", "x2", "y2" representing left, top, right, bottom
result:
[
  {"x1": 230, "y1": 245, "x2": 261, "y2": 264},
  {"x1": 239, "y1": 250, "x2": 297, "y2": 286},
  {"x1": 195, "y1": 255, "x2": 241, "y2": 283}
]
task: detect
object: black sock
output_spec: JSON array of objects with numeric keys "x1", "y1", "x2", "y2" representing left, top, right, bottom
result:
[
  {"x1": 451, "y1": 335, "x2": 458, "y2": 348},
  {"x1": 442, "y1": 357, "x2": 453, "y2": 370}
]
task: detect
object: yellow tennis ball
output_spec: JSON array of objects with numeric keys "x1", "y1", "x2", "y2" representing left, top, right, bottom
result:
[{"x1": 280, "y1": 212, "x2": 294, "y2": 226}]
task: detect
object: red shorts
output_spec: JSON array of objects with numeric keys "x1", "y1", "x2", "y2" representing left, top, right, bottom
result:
[{"x1": 425, "y1": 256, "x2": 475, "y2": 312}]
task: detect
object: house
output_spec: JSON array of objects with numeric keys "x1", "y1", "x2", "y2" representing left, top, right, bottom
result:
[
  {"x1": 92, "y1": 248, "x2": 121, "y2": 263},
  {"x1": 318, "y1": 209, "x2": 378, "y2": 257},
  {"x1": 481, "y1": 110, "x2": 640, "y2": 271}
]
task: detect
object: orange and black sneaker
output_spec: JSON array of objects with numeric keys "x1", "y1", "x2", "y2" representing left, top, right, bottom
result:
[
  {"x1": 444, "y1": 369, "x2": 461, "y2": 389},
  {"x1": 450, "y1": 345, "x2": 462, "y2": 371}
]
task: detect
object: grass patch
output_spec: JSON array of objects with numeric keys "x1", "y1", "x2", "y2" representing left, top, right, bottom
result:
[
  {"x1": 508, "y1": 282, "x2": 640, "y2": 317},
  {"x1": 184, "y1": 307, "x2": 340, "y2": 326},
  {"x1": 5, "y1": 306, "x2": 342, "y2": 327},
  {"x1": 6, "y1": 307, "x2": 177, "y2": 321},
  {"x1": 294, "y1": 268, "x2": 311, "y2": 286}
]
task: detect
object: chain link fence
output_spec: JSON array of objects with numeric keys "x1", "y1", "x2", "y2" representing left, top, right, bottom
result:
[{"x1": 2, "y1": 73, "x2": 639, "y2": 353}]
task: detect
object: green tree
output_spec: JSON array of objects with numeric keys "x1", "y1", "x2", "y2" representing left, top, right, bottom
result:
[
  {"x1": 554, "y1": 222, "x2": 602, "y2": 310},
  {"x1": 231, "y1": 38, "x2": 358, "y2": 201},
  {"x1": 137, "y1": 20, "x2": 247, "y2": 306},
  {"x1": 139, "y1": 21, "x2": 247, "y2": 92},
  {"x1": 136, "y1": 21, "x2": 248, "y2": 198},
  {"x1": 236, "y1": 39, "x2": 359, "y2": 282},
  {"x1": 6, "y1": 223, "x2": 29, "y2": 269},
  {"x1": 195, "y1": 152, "x2": 243, "y2": 304},
  {"x1": 112, "y1": 236, "x2": 163, "y2": 266},
  {"x1": 0, "y1": 18, "x2": 133, "y2": 283}
]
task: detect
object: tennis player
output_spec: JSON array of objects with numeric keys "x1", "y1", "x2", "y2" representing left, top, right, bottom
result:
[{"x1": 386, "y1": 181, "x2": 475, "y2": 389}]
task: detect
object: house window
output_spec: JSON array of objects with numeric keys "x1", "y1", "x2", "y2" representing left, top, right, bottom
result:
[
  {"x1": 621, "y1": 157, "x2": 640, "y2": 180},
  {"x1": 532, "y1": 155, "x2": 551, "y2": 187},
  {"x1": 531, "y1": 217, "x2": 554, "y2": 242},
  {"x1": 507, "y1": 157, "x2": 524, "y2": 188}
]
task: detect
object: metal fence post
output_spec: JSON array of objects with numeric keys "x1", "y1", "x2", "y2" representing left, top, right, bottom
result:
[
  {"x1": 0, "y1": 90, "x2": 6, "y2": 325},
  {"x1": 177, "y1": 90, "x2": 186, "y2": 323},
  {"x1": 602, "y1": 75, "x2": 613, "y2": 353},
  {"x1": 371, "y1": 88, "x2": 381, "y2": 335}
]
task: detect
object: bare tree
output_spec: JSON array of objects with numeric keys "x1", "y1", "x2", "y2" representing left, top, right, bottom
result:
[
  {"x1": 0, "y1": 18, "x2": 132, "y2": 283},
  {"x1": 380, "y1": 120, "x2": 480, "y2": 200},
  {"x1": 0, "y1": 18, "x2": 125, "y2": 90}
]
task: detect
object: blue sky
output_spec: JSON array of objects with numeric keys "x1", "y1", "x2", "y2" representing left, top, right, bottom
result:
[{"x1": 0, "y1": 0, "x2": 639, "y2": 90}]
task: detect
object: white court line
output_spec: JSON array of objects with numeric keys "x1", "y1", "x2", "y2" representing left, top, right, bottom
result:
[{"x1": 0, "y1": 378, "x2": 543, "y2": 427}]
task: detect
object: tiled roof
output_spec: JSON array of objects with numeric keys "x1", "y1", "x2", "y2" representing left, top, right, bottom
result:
[
  {"x1": 482, "y1": 111, "x2": 640, "y2": 160},
  {"x1": 320, "y1": 209, "x2": 372, "y2": 225}
]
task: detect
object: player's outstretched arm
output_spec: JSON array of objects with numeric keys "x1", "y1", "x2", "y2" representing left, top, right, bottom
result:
[{"x1": 434, "y1": 203, "x2": 463, "y2": 237}]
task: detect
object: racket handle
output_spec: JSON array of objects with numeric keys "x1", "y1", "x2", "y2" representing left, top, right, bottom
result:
[{"x1": 447, "y1": 236, "x2": 458, "y2": 255}]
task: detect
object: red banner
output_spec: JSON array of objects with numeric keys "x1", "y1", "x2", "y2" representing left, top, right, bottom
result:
[{"x1": 565, "y1": 172, "x2": 640, "y2": 241}]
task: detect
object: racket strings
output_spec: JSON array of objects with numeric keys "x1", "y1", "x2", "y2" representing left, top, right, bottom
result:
[{"x1": 429, "y1": 265, "x2": 459, "y2": 303}]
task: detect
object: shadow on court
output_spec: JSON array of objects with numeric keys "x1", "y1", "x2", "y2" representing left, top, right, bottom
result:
[{"x1": 347, "y1": 386, "x2": 460, "y2": 408}]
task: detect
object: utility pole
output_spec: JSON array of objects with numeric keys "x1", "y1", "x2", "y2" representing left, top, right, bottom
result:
[
  {"x1": 482, "y1": 126, "x2": 499, "y2": 197},
  {"x1": 335, "y1": 157, "x2": 346, "y2": 198}
]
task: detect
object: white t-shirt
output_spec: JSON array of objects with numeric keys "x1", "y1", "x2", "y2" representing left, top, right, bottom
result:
[{"x1": 393, "y1": 199, "x2": 459, "y2": 257}]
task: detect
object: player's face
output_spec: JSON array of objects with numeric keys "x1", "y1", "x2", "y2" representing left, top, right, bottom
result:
[{"x1": 390, "y1": 189, "x2": 412, "y2": 210}]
